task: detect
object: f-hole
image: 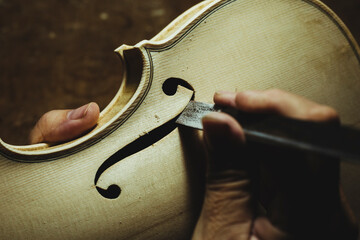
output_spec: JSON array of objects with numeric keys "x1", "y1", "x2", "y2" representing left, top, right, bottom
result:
[
  {"x1": 95, "y1": 77, "x2": 195, "y2": 199},
  {"x1": 162, "y1": 78, "x2": 195, "y2": 98}
]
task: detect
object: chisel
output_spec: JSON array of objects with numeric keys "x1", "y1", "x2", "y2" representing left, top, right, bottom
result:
[{"x1": 176, "y1": 101, "x2": 360, "y2": 162}]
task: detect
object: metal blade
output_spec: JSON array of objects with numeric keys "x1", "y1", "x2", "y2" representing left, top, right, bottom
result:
[
  {"x1": 176, "y1": 101, "x2": 217, "y2": 130},
  {"x1": 176, "y1": 101, "x2": 360, "y2": 162}
]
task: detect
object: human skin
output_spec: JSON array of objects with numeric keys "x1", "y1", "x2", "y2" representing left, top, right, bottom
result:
[
  {"x1": 30, "y1": 89, "x2": 358, "y2": 240},
  {"x1": 29, "y1": 102, "x2": 100, "y2": 144},
  {"x1": 194, "y1": 90, "x2": 358, "y2": 240}
]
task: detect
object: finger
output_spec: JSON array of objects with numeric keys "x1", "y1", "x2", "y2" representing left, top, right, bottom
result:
[
  {"x1": 214, "y1": 90, "x2": 344, "y2": 238},
  {"x1": 202, "y1": 112, "x2": 245, "y2": 162},
  {"x1": 192, "y1": 112, "x2": 253, "y2": 240},
  {"x1": 29, "y1": 102, "x2": 100, "y2": 144},
  {"x1": 234, "y1": 89, "x2": 339, "y2": 122},
  {"x1": 252, "y1": 217, "x2": 288, "y2": 240},
  {"x1": 213, "y1": 91, "x2": 238, "y2": 108},
  {"x1": 214, "y1": 89, "x2": 339, "y2": 122}
]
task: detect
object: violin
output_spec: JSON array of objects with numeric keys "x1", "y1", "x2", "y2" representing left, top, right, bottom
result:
[{"x1": 1, "y1": 0, "x2": 360, "y2": 239}]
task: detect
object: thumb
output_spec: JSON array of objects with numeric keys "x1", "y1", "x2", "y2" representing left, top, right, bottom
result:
[
  {"x1": 29, "y1": 102, "x2": 100, "y2": 144},
  {"x1": 192, "y1": 112, "x2": 254, "y2": 240}
]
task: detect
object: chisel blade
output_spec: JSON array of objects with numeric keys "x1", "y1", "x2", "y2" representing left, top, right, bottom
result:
[
  {"x1": 176, "y1": 101, "x2": 360, "y2": 163},
  {"x1": 176, "y1": 101, "x2": 218, "y2": 130}
]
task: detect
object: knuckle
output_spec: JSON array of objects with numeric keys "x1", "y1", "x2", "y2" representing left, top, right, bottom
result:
[
  {"x1": 235, "y1": 91, "x2": 249, "y2": 104},
  {"x1": 263, "y1": 89, "x2": 286, "y2": 107},
  {"x1": 234, "y1": 91, "x2": 258, "y2": 111}
]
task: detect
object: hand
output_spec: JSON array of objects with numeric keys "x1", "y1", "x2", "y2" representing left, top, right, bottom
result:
[
  {"x1": 29, "y1": 102, "x2": 100, "y2": 144},
  {"x1": 28, "y1": 91, "x2": 358, "y2": 239},
  {"x1": 193, "y1": 89, "x2": 358, "y2": 240}
]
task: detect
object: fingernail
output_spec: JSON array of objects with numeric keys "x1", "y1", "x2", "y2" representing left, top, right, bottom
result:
[
  {"x1": 214, "y1": 91, "x2": 238, "y2": 106},
  {"x1": 67, "y1": 103, "x2": 92, "y2": 120}
]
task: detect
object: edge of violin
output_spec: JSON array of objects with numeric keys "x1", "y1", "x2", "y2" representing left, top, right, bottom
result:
[
  {"x1": 0, "y1": 48, "x2": 151, "y2": 161},
  {"x1": 117, "y1": 0, "x2": 222, "y2": 51},
  {"x1": 311, "y1": 0, "x2": 360, "y2": 55},
  {"x1": 0, "y1": 0, "x2": 220, "y2": 162},
  {"x1": 0, "y1": 46, "x2": 151, "y2": 162},
  {"x1": 1, "y1": 0, "x2": 360, "y2": 161},
  {"x1": 119, "y1": 0, "x2": 360, "y2": 57}
]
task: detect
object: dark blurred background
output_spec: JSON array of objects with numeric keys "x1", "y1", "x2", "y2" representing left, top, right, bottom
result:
[{"x1": 0, "y1": 0, "x2": 360, "y2": 235}]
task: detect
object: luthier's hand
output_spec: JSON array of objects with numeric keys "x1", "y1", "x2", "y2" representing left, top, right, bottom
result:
[
  {"x1": 193, "y1": 89, "x2": 358, "y2": 240},
  {"x1": 29, "y1": 102, "x2": 100, "y2": 144},
  {"x1": 28, "y1": 90, "x2": 358, "y2": 240}
]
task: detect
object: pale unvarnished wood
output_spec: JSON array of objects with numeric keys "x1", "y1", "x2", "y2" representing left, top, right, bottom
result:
[{"x1": 0, "y1": 0, "x2": 360, "y2": 239}]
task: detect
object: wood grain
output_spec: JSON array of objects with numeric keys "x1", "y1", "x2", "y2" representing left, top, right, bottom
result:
[{"x1": 0, "y1": 0, "x2": 360, "y2": 239}]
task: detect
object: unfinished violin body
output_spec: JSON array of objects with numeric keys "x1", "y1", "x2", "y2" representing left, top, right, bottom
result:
[{"x1": 1, "y1": 0, "x2": 360, "y2": 239}]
